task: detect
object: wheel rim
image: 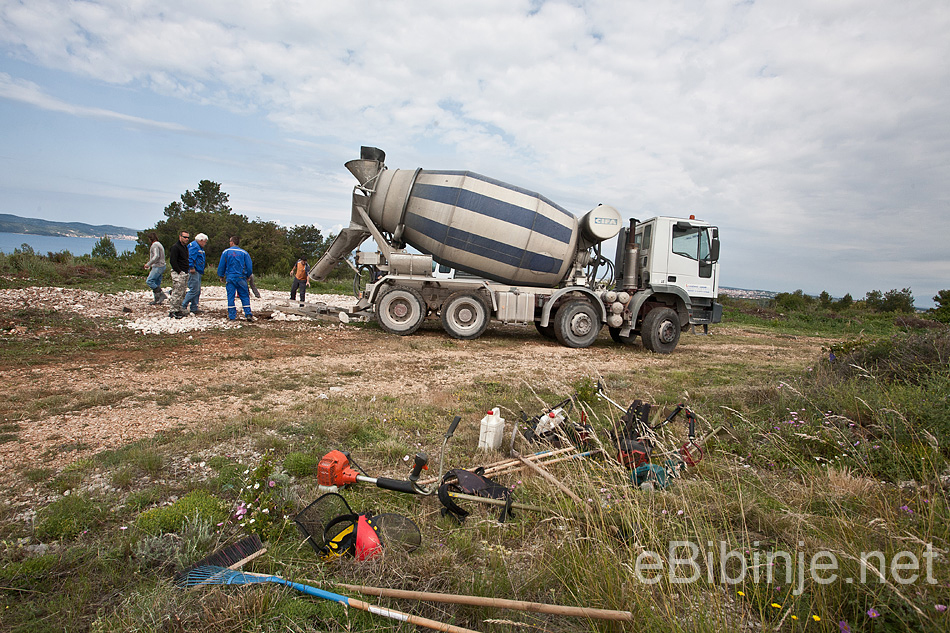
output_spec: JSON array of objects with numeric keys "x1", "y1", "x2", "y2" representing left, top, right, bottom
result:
[
  {"x1": 445, "y1": 295, "x2": 486, "y2": 336},
  {"x1": 454, "y1": 305, "x2": 475, "y2": 326},
  {"x1": 658, "y1": 319, "x2": 677, "y2": 344},
  {"x1": 570, "y1": 312, "x2": 594, "y2": 337},
  {"x1": 389, "y1": 299, "x2": 411, "y2": 323}
]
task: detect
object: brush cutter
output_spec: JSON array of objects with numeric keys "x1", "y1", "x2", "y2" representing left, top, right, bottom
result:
[{"x1": 317, "y1": 416, "x2": 461, "y2": 496}]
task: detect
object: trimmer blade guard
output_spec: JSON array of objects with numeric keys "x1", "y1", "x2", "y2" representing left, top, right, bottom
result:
[
  {"x1": 294, "y1": 492, "x2": 354, "y2": 557},
  {"x1": 371, "y1": 513, "x2": 422, "y2": 553}
]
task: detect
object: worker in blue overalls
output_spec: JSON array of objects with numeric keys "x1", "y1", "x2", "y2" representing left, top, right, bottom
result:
[{"x1": 217, "y1": 236, "x2": 255, "y2": 322}]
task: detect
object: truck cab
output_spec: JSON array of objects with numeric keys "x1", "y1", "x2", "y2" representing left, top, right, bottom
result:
[
  {"x1": 610, "y1": 216, "x2": 722, "y2": 352},
  {"x1": 637, "y1": 217, "x2": 719, "y2": 301}
]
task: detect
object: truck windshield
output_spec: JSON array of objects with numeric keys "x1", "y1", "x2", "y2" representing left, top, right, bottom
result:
[{"x1": 672, "y1": 226, "x2": 710, "y2": 261}]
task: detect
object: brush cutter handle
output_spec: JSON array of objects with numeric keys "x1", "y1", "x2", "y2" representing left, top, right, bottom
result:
[
  {"x1": 372, "y1": 476, "x2": 419, "y2": 494},
  {"x1": 409, "y1": 452, "x2": 429, "y2": 482},
  {"x1": 444, "y1": 415, "x2": 461, "y2": 439}
]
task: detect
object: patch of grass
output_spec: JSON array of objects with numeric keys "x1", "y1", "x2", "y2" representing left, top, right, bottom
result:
[
  {"x1": 135, "y1": 490, "x2": 228, "y2": 535},
  {"x1": 95, "y1": 438, "x2": 166, "y2": 477},
  {"x1": 23, "y1": 467, "x2": 55, "y2": 482},
  {"x1": 255, "y1": 434, "x2": 289, "y2": 453},
  {"x1": 283, "y1": 451, "x2": 319, "y2": 478},
  {"x1": 123, "y1": 487, "x2": 168, "y2": 513},
  {"x1": 35, "y1": 494, "x2": 105, "y2": 541}
]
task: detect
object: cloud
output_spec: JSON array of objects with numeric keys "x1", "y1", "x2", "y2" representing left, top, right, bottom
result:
[
  {"x1": 0, "y1": 72, "x2": 189, "y2": 131},
  {"x1": 0, "y1": 0, "x2": 949, "y2": 302}
]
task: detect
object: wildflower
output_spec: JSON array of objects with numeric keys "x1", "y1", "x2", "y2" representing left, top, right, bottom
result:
[
  {"x1": 771, "y1": 603, "x2": 782, "y2": 609},
  {"x1": 254, "y1": 482, "x2": 260, "y2": 490},
  {"x1": 812, "y1": 615, "x2": 821, "y2": 621},
  {"x1": 737, "y1": 591, "x2": 745, "y2": 597},
  {"x1": 900, "y1": 505, "x2": 913, "y2": 515},
  {"x1": 120, "y1": 526, "x2": 128, "y2": 530},
  {"x1": 839, "y1": 621, "x2": 851, "y2": 633},
  {"x1": 867, "y1": 608, "x2": 880, "y2": 618},
  {"x1": 936, "y1": 604, "x2": 947, "y2": 612},
  {"x1": 677, "y1": 510, "x2": 684, "y2": 516},
  {"x1": 268, "y1": 480, "x2": 276, "y2": 488}
]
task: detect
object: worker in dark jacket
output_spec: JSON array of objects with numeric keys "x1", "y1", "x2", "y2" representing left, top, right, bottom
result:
[
  {"x1": 217, "y1": 236, "x2": 255, "y2": 321},
  {"x1": 168, "y1": 230, "x2": 190, "y2": 318}
]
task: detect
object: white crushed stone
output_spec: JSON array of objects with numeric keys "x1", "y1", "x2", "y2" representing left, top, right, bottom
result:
[
  {"x1": 122, "y1": 313, "x2": 246, "y2": 334},
  {"x1": 0, "y1": 284, "x2": 360, "y2": 335}
]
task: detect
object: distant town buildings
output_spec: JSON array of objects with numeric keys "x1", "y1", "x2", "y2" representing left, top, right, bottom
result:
[{"x1": 719, "y1": 287, "x2": 777, "y2": 301}]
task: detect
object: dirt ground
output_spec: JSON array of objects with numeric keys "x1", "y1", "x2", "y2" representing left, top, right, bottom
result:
[{"x1": 0, "y1": 286, "x2": 827, "y2": 513}]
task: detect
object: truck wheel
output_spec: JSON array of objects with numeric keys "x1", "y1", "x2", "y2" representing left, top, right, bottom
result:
[
  {"x1": 641, "y1": 307, "x2": 680, "y2": 354},
  {"x1": 534, "y1": 321, "x2": 556, "y2": 340},
  {"x1": 376, "y1": 287, "x2": 426, "y2": 335},
  {"x1": 608, "y1": 326, "x2": 637, "y2": 345},
  {"x1": 441, "y1": 291, "x2": 490, "y2": 340},
  {"x1": 554, "y1": 299, "x2": 601, "y2": 348}
]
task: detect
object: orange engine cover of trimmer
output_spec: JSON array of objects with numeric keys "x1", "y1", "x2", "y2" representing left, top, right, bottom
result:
[{"x1": 318, "y1": 450, "x2": 359, "y2": 487}]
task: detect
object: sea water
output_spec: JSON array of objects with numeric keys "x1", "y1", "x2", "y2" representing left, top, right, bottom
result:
[{"x1": 0, "y1": 233, "x2": 139, "y2": 256}]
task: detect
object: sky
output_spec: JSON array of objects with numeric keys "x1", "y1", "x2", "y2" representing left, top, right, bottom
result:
[{"x1": 0, "y1": 1, "x2": 948, "y2": 307}]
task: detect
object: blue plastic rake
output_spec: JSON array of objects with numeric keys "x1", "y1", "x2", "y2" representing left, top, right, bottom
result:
[{"x1": 176, "y1": 565, "x2": 479, "y2": 633}]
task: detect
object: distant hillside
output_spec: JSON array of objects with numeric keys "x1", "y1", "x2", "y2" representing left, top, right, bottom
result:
[{"x1": 0, "y1": 214, "x2": 139, "y2": 239}]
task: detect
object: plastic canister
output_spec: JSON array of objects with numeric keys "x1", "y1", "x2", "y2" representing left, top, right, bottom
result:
[{"x1": 478, "y1": 407, "x2": 506, "y2": 451}]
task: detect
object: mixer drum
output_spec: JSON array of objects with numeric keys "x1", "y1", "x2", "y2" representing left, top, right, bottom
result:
[{"x1": 369, "y1": 169, "x2": 580, "y2": 287}]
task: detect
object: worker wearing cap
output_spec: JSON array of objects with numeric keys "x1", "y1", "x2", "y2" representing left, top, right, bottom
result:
[
  {"x1": 180, "y1": 233, "x2": 208, "y2": 315},
  {"x1": 217, "y1": 235, "x2": 254, "y2": 321}
]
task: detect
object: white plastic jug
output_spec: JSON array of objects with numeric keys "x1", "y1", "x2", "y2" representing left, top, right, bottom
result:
[{"x1": 478, "y1": 407, "x2": 506, "y2": 451}]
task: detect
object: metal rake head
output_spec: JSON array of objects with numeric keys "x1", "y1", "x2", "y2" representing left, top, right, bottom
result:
[{"x1": 175, "y1": 564, "x2": 274, "y2": 588}]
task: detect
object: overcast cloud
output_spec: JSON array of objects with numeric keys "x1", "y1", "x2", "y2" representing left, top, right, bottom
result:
[{"x1": 0, "y1": 0, "x2": 947, "y2": 305}]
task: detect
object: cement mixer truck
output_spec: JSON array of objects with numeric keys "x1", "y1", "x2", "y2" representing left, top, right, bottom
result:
[{"x1": 310, "y1": 147, "x2": 722, "y2": 353}]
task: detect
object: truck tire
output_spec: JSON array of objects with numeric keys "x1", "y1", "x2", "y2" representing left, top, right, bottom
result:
[
  {"x1": 641, "y1": 307, "x2": 680, "y2": 354},
  {"x1": 534, "y1": 320, "x2": 556, "y2": 340},
  {"x1": 554, "y1": 299, "x2": 601, "y2": 348},
  {"x1": 376, "y1": 286, "x2": 426, "y2": 335},
  {"x1": 441, "y1": 291, "x2": 490, "y2": 340},
  {"x1": 608, "y1": 326, "x2": 637, "y2": 345}
]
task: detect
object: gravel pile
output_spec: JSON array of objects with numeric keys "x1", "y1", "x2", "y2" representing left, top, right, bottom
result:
[{"x1": 1, "y1": 285, "x2": 360, "y2": 335}]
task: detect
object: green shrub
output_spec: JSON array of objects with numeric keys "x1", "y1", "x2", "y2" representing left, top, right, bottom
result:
[
  {"x1": 35, "y1": 495, "x2": 103, "y2": 541},
  {"x1": 827, "y1": 329, "x2": 950, "y2": 384},
  {"x1": 135, "y1": 490, "x2": 227, "y2": 535}
]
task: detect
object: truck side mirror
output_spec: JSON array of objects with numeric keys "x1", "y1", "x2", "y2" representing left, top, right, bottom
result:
[{"x1": 708, "y1": 237, "x2": 720, "y2": 262}]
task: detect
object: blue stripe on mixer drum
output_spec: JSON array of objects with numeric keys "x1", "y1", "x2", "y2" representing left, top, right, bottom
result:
[
  {"x1": 405, "y1": 214, "x2": 563, "y2": 276},
  {"x1": 430, "y1": 171, "x2": 573, "y2": 219},
  {"x1": 412, "y1": 182, "x2": 573, "y2": 245}
]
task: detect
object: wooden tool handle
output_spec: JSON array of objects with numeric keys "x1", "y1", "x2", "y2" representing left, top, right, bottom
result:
[{"x1": 340, "y1": 584, "x2": 633, "y2": 622}]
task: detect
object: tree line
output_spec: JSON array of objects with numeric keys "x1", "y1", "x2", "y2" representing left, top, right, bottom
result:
[
  {"x1": 134, "y1": 180, "x2": 331, "y2": 275},
  {"x1": 772, "y1": 288, "x2": 950, "y2": 323}
]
